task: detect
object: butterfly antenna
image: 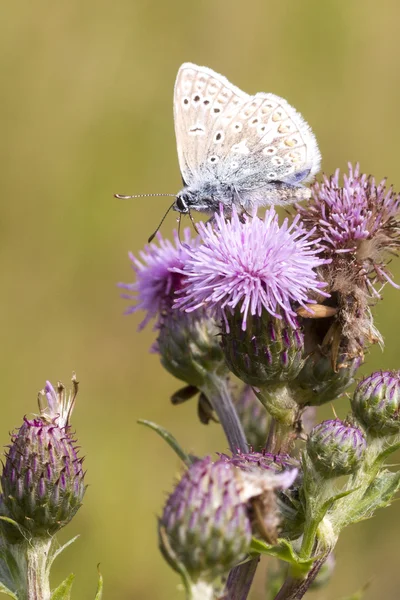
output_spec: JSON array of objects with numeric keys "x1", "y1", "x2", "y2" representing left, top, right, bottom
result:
[
  {"x1": 147, "y1": 200, "x2": 176, "y2": 243},
  {"x1": 114, "y1": 192, "x2": 176, "y2": 200}
]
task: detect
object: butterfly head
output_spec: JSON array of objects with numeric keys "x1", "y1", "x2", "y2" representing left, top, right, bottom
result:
[{"x1": 174, "y1": 192, "x2": 191, "y2": 214}]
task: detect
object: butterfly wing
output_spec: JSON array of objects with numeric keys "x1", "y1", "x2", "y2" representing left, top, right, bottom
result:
[{"x1": 174, "y1": 63, "x2": 320, "y2": 191}]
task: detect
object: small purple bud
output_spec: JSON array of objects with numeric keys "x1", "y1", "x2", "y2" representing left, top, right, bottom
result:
[
  {"x1": 0, "y1": 376, "x2": 86, "y2": 542},
  {"x1": 351, "y1": 371, "x2": 400, "y2": 436},
  {"x1": 307, "y1": 419, "x2": 367, "y2": 478}
]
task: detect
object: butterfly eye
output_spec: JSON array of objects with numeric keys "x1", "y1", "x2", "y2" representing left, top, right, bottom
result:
[{"x1": 176, "y1": 195, "x2": 190, "y2": 213}]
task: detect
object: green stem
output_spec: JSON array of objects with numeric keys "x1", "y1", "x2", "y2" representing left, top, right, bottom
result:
[
  {"x1": 201, "y1": 372, "x2": 248, "y2": 454},
  {"x1": 10, "y1": 538, "x2": 52, "y2": 600}
]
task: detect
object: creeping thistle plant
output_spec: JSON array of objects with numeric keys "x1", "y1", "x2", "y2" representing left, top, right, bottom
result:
[{"x1": 121, "y1": 164, "x2": 400, "y2": 599}]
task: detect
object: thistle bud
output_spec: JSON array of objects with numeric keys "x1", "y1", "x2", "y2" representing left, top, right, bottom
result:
[
  {"x1": 159, "y1": 457, "x2": 252, "y2": 584},
  {"x1": 157, "y1": 308, "x2": 225, "y2": 388},
  {"x1": 307, "y1": 419, "x2": 367, "y2": 478},
  {"x1": 221, "y1": 312, "x2": 305, "y2": 388},
  {"x1": 351, "y1": 371, "x2": 400, "y2": 436},
  {"x1": 293, "y1": 351, "x2": 362, "y2": 406},
  {"x1": 0, "y1": 377, "x2": 86, "y2": 542}
]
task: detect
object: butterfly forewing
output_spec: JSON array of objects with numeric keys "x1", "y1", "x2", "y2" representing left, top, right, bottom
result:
[{"x1": 174, "y1": 63, "x2": 321, "y2": 192}]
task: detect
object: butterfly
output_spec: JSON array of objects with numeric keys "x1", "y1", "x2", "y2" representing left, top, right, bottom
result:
[
  {"x1": 116, "y1": 63, "x2": 321, "y2": 239},
  {"x1": 172, "y1": 63, "x2": 321, "y2": 215}
]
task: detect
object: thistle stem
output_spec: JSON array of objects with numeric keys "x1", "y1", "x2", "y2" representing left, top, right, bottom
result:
[
  {"x1": 226, "y1": 556, "x2": 260, "y2": 600},
  {"x1": 201, "y1": 373, "x2": 248, "y2": 454},
  {"x1": 11, "y1": 538, "x2": 52, "y2": 600}
]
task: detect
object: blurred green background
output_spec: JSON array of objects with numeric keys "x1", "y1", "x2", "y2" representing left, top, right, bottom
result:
[{"x1": 1, "y1": 1, "x2": 400, "y2": 598}]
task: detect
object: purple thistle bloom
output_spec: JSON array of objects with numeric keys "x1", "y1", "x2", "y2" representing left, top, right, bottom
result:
[
  {"x1": 174, "y1": 207, "x2": 328, "y2": 330},
  {"x1": 119, "y1": 228, "x2": 197, "y2": 329},
  {"x1": 298, "y1": 163, "x2": 400, "y2": 294}
]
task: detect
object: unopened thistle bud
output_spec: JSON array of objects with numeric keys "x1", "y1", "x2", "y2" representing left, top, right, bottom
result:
[
  {"x1": 159, "y1": 456, "x2": 297, "y2": 585},
  {"x1": 159, "y1": 457, "x2": 252, "y2": 584},
  {"x1": 294, "y1": 350, "x2": 363, "y2": 406},
  {"x1": 351, "y1": 371, "x2": 400, "y2": 436},
  {"x1": 0, "y1": 376, "x2": 86, "y2": 542},
  {"x1": 307, "y1": 419, "x2": 367, "y2": 478},
  {"x1": 221, "y1": 311, "x2": 305, "y2": 388}
]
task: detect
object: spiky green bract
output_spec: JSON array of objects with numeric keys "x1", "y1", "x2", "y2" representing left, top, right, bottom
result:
[
  {"x1": 293, "y1": 351, "x2": 363, "y2": 406},
  {"x1": 0, "y1": 378, "x2": 85, "y2": 542},
  {"x1": 222, "y1": 311, "x2": 305, "y2": 388},
  {"x1": 307, "y1": 419, "x2": 367, "y2": 478},
  {"x1": 351, "y1": 371, "x2": 400, "y2": 437},
  {"x1": 156, "y1": 307, "x2": 226, "y2": 388}
]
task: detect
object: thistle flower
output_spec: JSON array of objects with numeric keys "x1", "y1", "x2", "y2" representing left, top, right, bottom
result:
[
  {"x1": 307, "y1": 419, "x2": 367, "y2": 478},
  {"x1": 298, "y1": 163, "x2": 400, "y2": 289},
  {"x1": 119, "y1": 228, "x2": 197, "y2": 329},
  {"x1": 159, "y1": 456, "x2": 297, "y2": 585},
  {"x1": 120, "y1": 229, "x2": 225, "y2": 387},
  {"x1": 0, "y1": 376, "x2": 85, "y2": 542},
  {"x1": 175, "y1": 207, "x2": 328, "y2": 330},
  {"x1": 297, "y1": 164, "x2": 400, "y2": 360},
  {"x1": 351, "y1": 370, "x2": 400, "y2": 436}
]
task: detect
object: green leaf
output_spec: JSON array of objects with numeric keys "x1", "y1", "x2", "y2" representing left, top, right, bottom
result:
[
  {"x1": 137, "y1": 420, "x2": 194, "y2": 466},
  {"x1": 344, "y1": 470, "x2": 400, "y2": 525},
  {"x1": 0, "y1": 581, "x2": 17, "y2": 599},
  {"x1": 250, "y1": 538, "x2": 315, "y2": 577},
  {"x1": 94, "y1": 566, "x2": 103, "y2": 600},
  {"x1": 51, "y1": 573, "x2": 75, "y2": 600}
]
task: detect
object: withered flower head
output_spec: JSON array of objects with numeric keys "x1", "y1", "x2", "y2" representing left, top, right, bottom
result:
[{"x1": 297, "y1": 163, "x2": 400, "y2": 363}]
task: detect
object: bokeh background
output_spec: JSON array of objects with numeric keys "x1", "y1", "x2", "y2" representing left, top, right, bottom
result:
[{"x1": 1, "y1": 1, "x2": 400, "y2": 598}]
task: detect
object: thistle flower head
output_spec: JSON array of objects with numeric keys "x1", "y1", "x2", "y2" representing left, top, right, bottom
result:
[
  {"x1": 299, "y1": 164, "x2": 400, "y2": 286},
  {"x1": 0, "y1": 376, "x2": 86, "y2": 541},
  {"x1": 119, "y1": 228, "x2": 197, "y2": 329},
  {"x1": 159, "y1": 455, "x2": 297, "y2": 583},
  {"x1": 307, "y1": 419, "x2": 367, "y2": 478},
  {"x1": 175, "y1": 207, "x2": 328, "y2": 330},
  {"x1": 351, "y1": 370, "x2": 400, "y2": 436},
  {"x1": 296, "y1": 163, "x2": 400, "y2": 361},
  {"x1": 159, "y1": 457, "x2": 252, "y2": 584}
]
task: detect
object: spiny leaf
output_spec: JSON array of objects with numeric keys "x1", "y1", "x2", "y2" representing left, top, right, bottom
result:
[{"x1": 250, "y1": 538, "x2": 315, "y2": 577}]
